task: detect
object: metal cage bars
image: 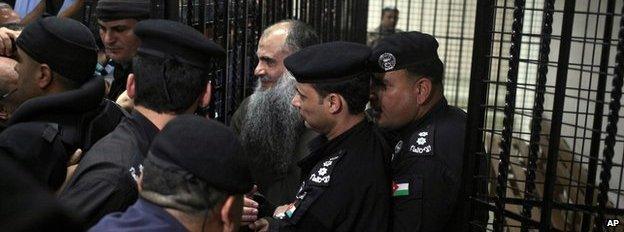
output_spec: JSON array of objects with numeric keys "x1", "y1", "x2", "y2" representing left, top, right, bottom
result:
[{"x1": 467, "y1": 0, "x2": 624, "y2": 231}]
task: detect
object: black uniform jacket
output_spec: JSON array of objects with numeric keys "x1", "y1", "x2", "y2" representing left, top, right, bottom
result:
[
  {"x1": 59, "y1": 110, "x2": 158, "y2": 227},
  {"x1": 0, "y1": 78, "x2": 109, "y2": 190},
  {"x1": 268, "y1": 119, "x2": 391, "y2": 232},
  {"x1": 389, "y1": 98, "x2": 467, "y2": 232},
  {"x1": 106, "y1": 61, "x2": 131, "y2": 101}
]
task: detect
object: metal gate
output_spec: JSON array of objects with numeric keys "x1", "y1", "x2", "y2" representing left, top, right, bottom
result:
[{"x1": 465, "y1": 0, "x2": 624, "y2": 231}]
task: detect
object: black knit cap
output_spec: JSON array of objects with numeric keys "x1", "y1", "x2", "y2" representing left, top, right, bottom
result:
[
  {"x1": 147, "y1": 115, "x2": 253, "y2": 194},
  {"x1": 369, "y1": 31, "x2": 443, "y2": 73},
  {"x1": 133, "y1": 19, "x2": 225, "y2": 68},
  {"x1": 16, "y1": 17, "x2": 97, "y2": 85},
  {"x1": 96, "y1": 0, "x2": 150, "y2": 22},
  {"x1": 284, "y1": 41, "x2": 371, "y2": 83}
]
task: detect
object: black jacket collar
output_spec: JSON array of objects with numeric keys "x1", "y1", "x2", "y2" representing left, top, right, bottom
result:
[{"x1": 8, "y1": 78, "x2": 105, "y2": 126}]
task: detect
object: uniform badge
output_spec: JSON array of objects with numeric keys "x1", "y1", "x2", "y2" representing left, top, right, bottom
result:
[
  {"x1": 378, "y1": 52, "x2": 396, "y2": 71},
  {"x1": 308, "y1": 150, "x2": 345, "y2": 186},
  {"x1": 392, "y1": 181, "x2": 409, "y2": 197},
  {"x1": 408, "y1": 126, "x2": 434, "y2": 156}
]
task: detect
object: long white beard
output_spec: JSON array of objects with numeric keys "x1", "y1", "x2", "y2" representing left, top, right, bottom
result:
[{"x1": 240, "y1": 72, "x2": 304, "y2": 177}]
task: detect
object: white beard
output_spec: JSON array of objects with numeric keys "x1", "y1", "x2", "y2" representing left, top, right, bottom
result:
[{"x1": 240, "y1": 71, "x2": 304, "y2": 176}]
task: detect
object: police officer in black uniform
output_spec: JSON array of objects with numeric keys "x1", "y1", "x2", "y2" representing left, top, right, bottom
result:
[
  {"x1": 251, "y1": 41, "x2": 391, "y2": 232},
  {"x1": 369, "y1": 31, "x2": 485, "y2": 231},
  {"x1": 91, "y1": 115, "x2": 253, "y2": 231},
  {"x1": 0, "y1": 17, "x2": 124, "y2": 191},
  {"x1": 96, "y1": 0, "x2": 150, "y2": 101},
  {"x1": 59, "y1": 19, "x2": 224, "y2": 226}
]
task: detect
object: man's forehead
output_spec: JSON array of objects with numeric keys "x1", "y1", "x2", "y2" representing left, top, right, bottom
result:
[{"x1": 258, "y1": 30, "x2": 288, "y2": 50}]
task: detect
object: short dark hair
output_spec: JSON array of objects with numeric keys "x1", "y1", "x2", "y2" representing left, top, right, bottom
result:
[
  {"x1": 406, "y1": 58, "x2": 444, "y2": 87},
  {"x1": 382, "y1": 7, "x2": 399, "y2": 16},
  {"x1": 132, "y1": 54, "x2": 210, "y2": 114},
  {"x1": 281, "y1": 20, "x2": 319, "y2": 52},
  {"x1": 312, "y1": 73, "x2": 370, "y2": 115},
  {"x1": 52, "y1": 72, "x2": 80, "y2": 90}
]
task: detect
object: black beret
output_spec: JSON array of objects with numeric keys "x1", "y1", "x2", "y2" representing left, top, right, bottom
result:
[
  {"x1": 147, "y1": 115, "x2": 253, "y2": 194},
  {"x1": 284, "y1": 41, "x2": 371, "y2": 83},
  {"x1": 134, "y1": 19, "x2": 225, "y2": 68},
  {"x1": 369, "y1": 31, "x2": 443, "y2": 73},
  {"x1": 96, "y1": 0, "x2": 150, "y2": 22},
  {"x1": 16, "y1": 17, "x2": 97, "y2": 85}
]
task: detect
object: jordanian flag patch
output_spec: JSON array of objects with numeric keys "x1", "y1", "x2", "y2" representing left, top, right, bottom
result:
[{"x1": 392, "y1": 182, "x2": 409, "y2": 197}]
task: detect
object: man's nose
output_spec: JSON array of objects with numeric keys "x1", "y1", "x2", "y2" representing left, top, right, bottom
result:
[
  {"x1": 102, "y1": 31, "x2": 115, "y2": 45},
  {"x1": 254, "y1": 63, "x2": 265, "y2": 77},
  {"x1": 291, "y1": 95, "x2": 301, "y2": 108}
]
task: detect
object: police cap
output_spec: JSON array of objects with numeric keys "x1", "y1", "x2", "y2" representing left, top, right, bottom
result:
[
  {"x1": 284, "y1": 41, "x2": 371, "y2": 83},
  {"x1": 133, "y1": 19, "x2": 225, "y2": 69},
  {"x1": 96, "y1": 0, "x2": 150, "y2": 22},
  {"x1": 147, "y1": 115, "x2": 253, "y2": 194},
  {"x1": 16, "y1": 17, "x2": 97, "y2": 85},
  {"x1": 369, "y1": 31, "x2": 443, "y2": 73}
]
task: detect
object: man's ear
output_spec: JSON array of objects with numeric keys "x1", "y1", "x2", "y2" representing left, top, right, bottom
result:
[
  {"x1": 220, "y1": 195, "x2": 242, "y2": 231},
  {"x1": 413, "y1": 77, "x2": 433, "y2": 105},
  {"x1": 126, "y1": 73, "x2": 136, "y2": 99},
  {"x1": 327, "y1": 93, "x2": 343, "y2": 114},
  {"x1": 36, "y1": 64, "x2": 53, "y2": 89},
  {"x1": 199, "y1": 81, "x2": 212, "y2": 108}
]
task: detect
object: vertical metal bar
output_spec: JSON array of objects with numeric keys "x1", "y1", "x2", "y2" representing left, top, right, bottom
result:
[
  {"x1": 521, "y1": 1, "x2": 555, "y2": 232},
  {"x1": 198, "y1": 0, "x2": 206, "y2": 34},
  {"x1": 432, "y1": 0, "x2": 439, "y2": 35},
  {"x1": 241, "y1": 0, "x2": 249, "y2": 100},
  {"x1": 462, "y1": 0, "x2": 495, "y2": 229},
  {"x1": 582, "y1": 0, "x2": 616, "y2": 231},
  {"x1": 443, "y1": 0, "x2": 452, "y2": 98},
  {"x1": 186, "y1": 0, "x2": 194, "y2": 25},
  {"x1": 405, "y1": 0, "x2": 411, "y2": 30},
  {"x1": 453, "y1": 0, "x2": 468, "y2": 107},
  {"x1": 539, "y1": 0, "x2": 576, "y2": 230},
  {"x1": 164, "y1": 0, "x2": 176, "y2": 20},
  {"x1": 223, "y1": 0, "x2": 229, "y2": 121},
  {"x1": 495, "y1": 0, "x2": 526, "y2": 231},
  {"x1": 153, "y1": 0, "x2": 165, "y2": 19},
  {"x1": 419, "y1": 0, "x2": 424, "y2": 31},
  {"x1": 594, "y1": 2, "x2": 624, "y2": 229},
  {"x1": 360, "y1": 0, "x2": 369, "y2": 44},
  {"x1": 576, "y1": 1, "x2": 597, "y2": 229}
]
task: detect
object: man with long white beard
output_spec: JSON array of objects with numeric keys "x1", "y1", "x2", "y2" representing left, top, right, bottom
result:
[{"x1": 230, "y1": 20, "x2": 318, "y2": 220}]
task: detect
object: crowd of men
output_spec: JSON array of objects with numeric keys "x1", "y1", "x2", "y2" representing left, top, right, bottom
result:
[{"x1": 0, "y1": 0, "x2": 487, "y2": 231}]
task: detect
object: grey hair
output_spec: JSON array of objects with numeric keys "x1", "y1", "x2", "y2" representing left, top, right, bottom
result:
[
  {"x1": 262, "y1": 19, "x2": 319, "y2": 54},
  {"x1": 140, "y1": 156, "x2": 229, "y2": 216}
]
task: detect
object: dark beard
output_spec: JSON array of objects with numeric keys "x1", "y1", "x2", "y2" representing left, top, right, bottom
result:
[{"x1": 239, "y1": 72, "x2": 304, "y2": 178}]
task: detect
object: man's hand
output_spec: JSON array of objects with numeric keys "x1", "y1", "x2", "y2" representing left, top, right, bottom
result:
[
  {"x1": 0, "y1": 27, "x2": 20, "y2": 57},
  {"x1": 115, "y1": 90, "x2": 134, "y2": 112},
  {"x1": 241, "y1": 185, "x2": 259, "y2": 226},
  {"x1": 273, "y1": 204, "x2": 292, "y2": 219},
  {"x1": 249, "y1": 218, "x2": 269, "y2": 232},
  {"x1": 57, "y1": 149, "x2": 83, "y2": 195},
  {"x1": 242, "y1": 196, "x2": 259, "y2": 225}
]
